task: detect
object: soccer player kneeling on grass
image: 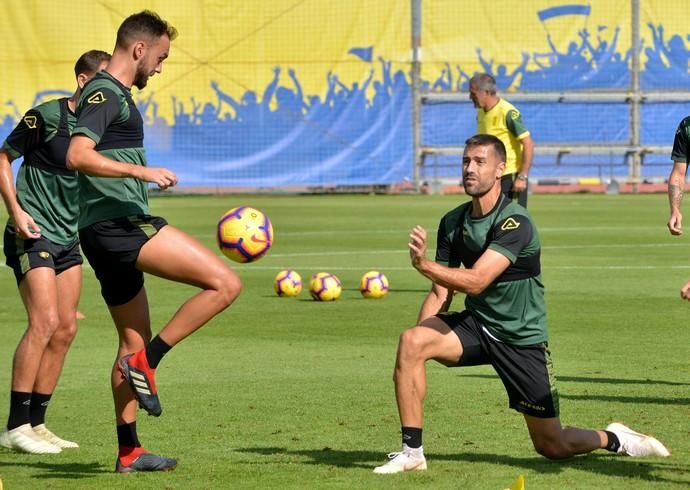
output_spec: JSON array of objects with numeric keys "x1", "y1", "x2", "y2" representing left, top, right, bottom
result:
[
  {"x1": 373, "y1": 134, "x2": 669, "y2": 474},
  {"x1": 66, "y1": 11, "x2": 241, "y2": 473}
]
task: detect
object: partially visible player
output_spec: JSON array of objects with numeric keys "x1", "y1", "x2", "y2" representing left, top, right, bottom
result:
[
  {"x1": 0, "y1": 50, "x2": 111, "y2": 454},
  {"x1": 66, "y1": 11, "x2": 241, "y2": 473},
  {"x1": 667, "y1": 115, "x2": 690, "y2": 299},
  {"x1": 469, "y1": 73, "x2": 534, "y2": 207},
  {"x1": 374, "y1": 134, "x2": 669, "y2": 474}
]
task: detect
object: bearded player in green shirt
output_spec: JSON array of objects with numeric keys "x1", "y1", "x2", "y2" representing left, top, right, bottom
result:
[
  {"x1": 67, "y1": 11, "x2": 241, "y2": 473},
  {"x1": 374, "y1": 134, "x2": 670, "y2": 474},
  {"x1": 0, "y1": 50, "x2": 110, "y2": 454}
]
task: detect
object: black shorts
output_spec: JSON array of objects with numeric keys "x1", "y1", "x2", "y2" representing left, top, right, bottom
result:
[
  {"x1": 437, "y1": 310, "x2": 559, "y2": 418},
  {"x1": 79, "y1": 215, "x2": 168, "y2": 306},
  {"x1": 501, "y1": 173, "x2": 528, "y2": 207},
  {"x1": 3, "y1": 224, "x2": 83, "y2": 286}
]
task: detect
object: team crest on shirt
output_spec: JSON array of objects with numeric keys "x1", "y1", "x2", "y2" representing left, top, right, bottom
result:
[
  {"x1": 509, "y1": 109, "x2": 520, "y2": 119},
  {"x1": 500, "y1": 217, "x2": 520, "y2": 231},
  {"x1": 23, "y1": 116, "x2": 37, "y2": 129},
  {"x1": 39, "y1": 251, "x2": 50, "y2": 259},
  {"x1": 87, "y1": 92, "x2": 107, "y2": 104}
]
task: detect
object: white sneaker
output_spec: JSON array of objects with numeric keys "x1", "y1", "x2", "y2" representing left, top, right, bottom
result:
[
  {"x1": 606, "y1": 422, "x2": 670, "y2": 457},
  {"x1": 373, "y1": 445, "x2": 427, "y2": 474},
  {"x1": 0, "y1": 424, "x2": 61, "y2": 454},
  {"x1": 32, "y1": 424, "x2": 79, "y2": 449}
]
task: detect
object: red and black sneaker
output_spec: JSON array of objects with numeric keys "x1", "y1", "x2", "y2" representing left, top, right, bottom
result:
[
  {"x1": 116, "y1": 448, "x2": 177, "y2": 473},
  {"x1": 117, "y1": 350, "x2": 162, "y2": 417}
]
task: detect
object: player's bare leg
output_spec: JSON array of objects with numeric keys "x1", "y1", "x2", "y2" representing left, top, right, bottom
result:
[
  {"x1": 524, "y1": 415, "x2": 605, "y2": 459},
  {"x1": 33, "y1": 266, "x2": 81, "y2": 395},
  {"x1": 30, "y1": 265, "x2": 81, "y2": 449},
  {"x1": 375, "y1": 317, "x2": 463, "y2": 474},
  {"x1": 1, "y1": 268, "x2": 62, "y2": 454},
  {"x1": 107, "y1": 288, "x2": 175, "y2": 473},
  {"x1": 13, "y1": 268, "x2": 60, "y2": 392},
  {"x1": 117, "y1": 225, "x2": 241, "y2": 417},
  {"x1": 108, "y1": 288, "x2": 151, "y2": 425},
  {"x1": 136, "y1": 225, "x2": 241, "y2": 346},
  {"x1": 525, "y1": 415, "x2": 669, "y2": 459},
  {"x1": 394, "y1": 318, "x2": 463, "y2": 428}
]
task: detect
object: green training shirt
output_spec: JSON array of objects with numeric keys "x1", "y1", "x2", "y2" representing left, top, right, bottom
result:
[
  {"x1": 72, "y1": 70, "x2": 149, "y2": 228},
  {"x1": 2, "y1": 98, "x2": 79, "y2": 244},
  {"x1": 435, "y1": 196, "x2": 547, "y2": 345},
  {"x1": 671, "y1": 116, "x2": 690, "y2": 164}
]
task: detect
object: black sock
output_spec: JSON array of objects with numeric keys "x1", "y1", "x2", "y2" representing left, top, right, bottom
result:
[
  {"x1": 116, "y1": 422, "x2": 141, "y2": 448},
  {"x1": 604, "y1": 430, "x2": 620, "y2": 452},
  {"x1": 402, "y1": 426, "x2": 423, "y2": 449},
  {"x1": 29, "y1": 392, "x2": 52, "y2": 427},
  {"x1": 7, "y1": 391, "x2": 31, "y2": 430},
  {"x1": 146, "y1": 335, "x2": 172, "y2": 369}
]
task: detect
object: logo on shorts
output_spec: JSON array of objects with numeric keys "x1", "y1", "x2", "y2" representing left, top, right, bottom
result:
[
  {"x1": 87, "y1": 91, "x2": 107, "y2": 104},
  {"x1": 39, "y1": 251, "x2": 50, "y2": 259},
  {"x1": 500, "y1": 217, "x2": 520, "y2": 231},
  {"x1": 23, "y1": 116, "x2": 38, "y2": 129},
  {"x1": 519, "y1": 400, "x2": 545, "y2": 411}
]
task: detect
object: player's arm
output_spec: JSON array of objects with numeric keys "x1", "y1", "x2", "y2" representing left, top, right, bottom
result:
[
  {"x1": 417, "y1": 282, "x2": 453, "y2": 324},
  {"x1": 416, "y1": 214, "x2": 459, "y2": 322},
  {"x1": 409, "y1": 225, "x2": 511, "y2": 296},
  {"x1": 66, "y1": 87, "x2": 177, "y2": 189},
  {"x1": 680, "y1": 279, "x2": 690, "y2": 301},
  {"x1": 668, "y1": 121, "x2": 690, "y2": 235},
  {"x1": 507, "y1": 109, "x2": 533, "y2": 190},
  {"x1": 518, "y1": 134, "x2": 534, "y2": 180},
  {"x1": 67, "y1": 135, "x2": 176, "y2": 189},
  {"x1": 0, "y1": 149, "x2": 40, "y2": 239},
  {"x1": 0, "y1": 110, "x2": 46, "y2": 239},
  {"x1": 668, "y1": 161, "x2": 687, "y2": 235}
]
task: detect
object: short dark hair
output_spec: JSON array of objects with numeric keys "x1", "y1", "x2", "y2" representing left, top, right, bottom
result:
[
  {"x1": 469, "y1": 73, "x2": 497, "y2": 95},
  {"x1": 465, "y1": 134, "x2": 506, "y2": 163},
  {"x1": 74, "y1": 50, "x2": 110, "y2": 78},
  {"x1": 116, "y1": 10, "x2": 178, "y2": 49}
]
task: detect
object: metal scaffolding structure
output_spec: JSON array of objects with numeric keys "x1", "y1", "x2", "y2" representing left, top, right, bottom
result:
[{"x1": 410, "y1": 0, "x2": 683, "y2": 191}]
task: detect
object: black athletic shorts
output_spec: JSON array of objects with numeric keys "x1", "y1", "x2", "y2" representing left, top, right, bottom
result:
[
  {"x1": 3, "y1": 223, "x2": 83, "y2": 286},
  {"x1": 437, "y1": 310, "x2": 559, "y2": 418},
  {"x1": 501, "y1": 173, "x2": 528, "y2": 208},
  {"x1": 79, "y1": 215, "x2": 168, "y2": 307}
]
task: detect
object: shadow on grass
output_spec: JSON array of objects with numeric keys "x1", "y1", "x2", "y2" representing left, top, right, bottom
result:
[
  {"x1": 261, "y1": 288, "x2": 427, "y2": 299},
  {"x1": 234, "y1": 446, "x2": 690, "y2": 486},
  {"x1": 458, "y1": 374, "x2": 689, "y2": 405},
  {"x1": 561, "y1": 394, "x2": 690, "y2": 405},
  {"x1": 0, "y1": 460, "x2": 108, "y2": 479},
  {"x1": 462, "y1": 373, "x2": 690, "y2": 387}
]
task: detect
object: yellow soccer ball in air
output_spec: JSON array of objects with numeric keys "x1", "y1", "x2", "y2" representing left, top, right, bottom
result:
[{"x1": 217, "y1": 206, "x2": 273, "y2": 263}]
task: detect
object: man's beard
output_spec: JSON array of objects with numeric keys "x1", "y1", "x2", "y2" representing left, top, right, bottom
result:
[
  {"x1": 133, "y1": 63, "x2": 149, "y2": 90},
  {"x1": 463, "y1": 176, "x2": 493, "y2": 197}
]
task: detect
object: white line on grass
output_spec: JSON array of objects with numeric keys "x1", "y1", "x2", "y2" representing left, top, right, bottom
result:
[
  {"x1": 278, "y1": 225, "x2": 669, "y2": 237},
  {"x1": 266, "y1": 242, "x2": 686, "y2": 258},
  {"x1": 3, "y1": 263, "x2": 690, "y2": 273},
  {"x1": 243, "y1": 265, "x2": 690, "y2": 271}
]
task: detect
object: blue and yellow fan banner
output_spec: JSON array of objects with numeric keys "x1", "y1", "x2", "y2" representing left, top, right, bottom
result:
[{"x1": 1, "y1": 1, "x2": 688, "y2": 185}]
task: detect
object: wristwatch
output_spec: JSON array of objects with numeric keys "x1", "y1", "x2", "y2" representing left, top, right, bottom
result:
[{"x1": 517, "y1": 174, "x2": 528, "y2": 181}]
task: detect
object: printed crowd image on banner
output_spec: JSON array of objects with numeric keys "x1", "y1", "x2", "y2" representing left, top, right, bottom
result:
[{"x1": 1, "y1": 0, "x2": 690, "y2": 186}]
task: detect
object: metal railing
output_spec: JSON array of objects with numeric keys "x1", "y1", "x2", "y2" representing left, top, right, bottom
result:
[{"x1": 410, "y1": 0, "x2": 680, "y2": 191}]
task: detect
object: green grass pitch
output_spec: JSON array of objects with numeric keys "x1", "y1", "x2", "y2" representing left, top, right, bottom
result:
[{"x1": 0, "y1": 193, "x2": 688, "y2": 489}]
